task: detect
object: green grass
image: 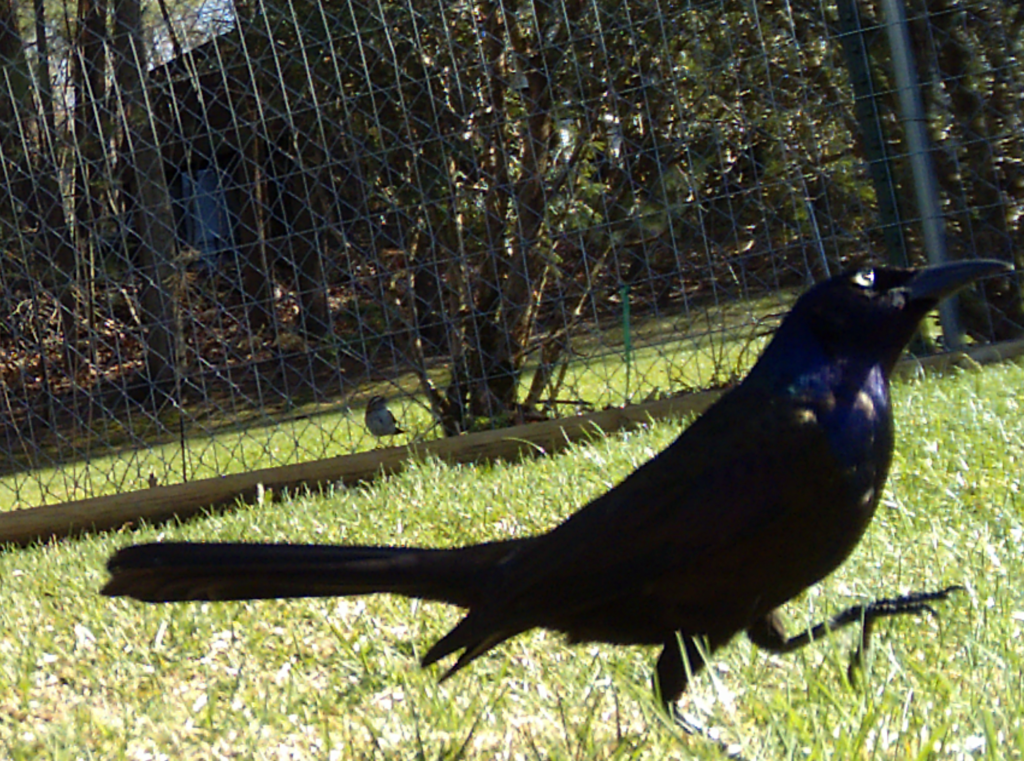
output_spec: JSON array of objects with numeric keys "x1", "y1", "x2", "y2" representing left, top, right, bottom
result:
[{"x1": 2, "y1": 361, "x2": 1023, "y2": 759}]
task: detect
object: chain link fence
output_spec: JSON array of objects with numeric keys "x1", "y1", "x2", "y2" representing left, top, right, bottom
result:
[{"x1": 0, "y1": 0, "x2": 1021, "y2": 509}]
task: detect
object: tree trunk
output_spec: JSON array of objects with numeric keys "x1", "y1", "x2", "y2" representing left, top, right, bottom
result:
[
  {"x1": 112, "y1": 0, "x2": 181, "y2": 386},
  {"x1": 237, "y1": 122, "x2": 275, "y2": 333},
  {"x1": 834, "y1": 0, "x2": 909, "y2": 267}
]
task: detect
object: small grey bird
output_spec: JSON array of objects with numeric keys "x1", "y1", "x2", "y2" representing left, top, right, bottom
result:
[{"x1": 364, "y1": 395, "x2": 405, "y2": 438}]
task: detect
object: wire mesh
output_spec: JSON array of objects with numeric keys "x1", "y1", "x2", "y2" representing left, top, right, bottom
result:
[{"x1": 0, "y1": 0, "x2": 1020, "y2": 508}]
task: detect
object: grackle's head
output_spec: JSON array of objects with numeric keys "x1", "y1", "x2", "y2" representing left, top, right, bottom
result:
[{"x1": 783, "y1": 259, "x2": 1011, "y2": 373}]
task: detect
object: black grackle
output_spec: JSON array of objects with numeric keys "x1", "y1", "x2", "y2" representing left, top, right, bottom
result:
[{"x1": 102, "y1": 260, "x2": 1010, "y2": 712}]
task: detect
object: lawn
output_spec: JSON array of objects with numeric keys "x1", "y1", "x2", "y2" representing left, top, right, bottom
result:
[{"x1": 1, "y1": 360, "x2": 1022, "y2": 759}]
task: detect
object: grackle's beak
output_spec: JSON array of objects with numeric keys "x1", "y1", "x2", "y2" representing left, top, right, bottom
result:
[{"x1": 906, "y1": 259, "x2": 1012, "y2": 303}]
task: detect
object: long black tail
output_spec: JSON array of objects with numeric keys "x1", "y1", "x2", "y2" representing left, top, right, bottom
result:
[{"x1": 102, "y1": 539, "x2": 529, "y2": 608}]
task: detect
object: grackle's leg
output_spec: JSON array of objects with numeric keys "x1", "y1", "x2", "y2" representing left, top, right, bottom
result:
[
  {"x1": 657, "y1": 634, "x2": 749, "y2": 759},
  {"x1": 655, "y1": 634, "x2": 708, "y2": 714},
  {"x1": 745, "y1": 586, "x2": 962, "y2": 681}
]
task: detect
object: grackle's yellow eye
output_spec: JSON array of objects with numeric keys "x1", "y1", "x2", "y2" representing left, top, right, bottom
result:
[{"x1": 852, "y1": 269, "x2": 875, "y2": 289}]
